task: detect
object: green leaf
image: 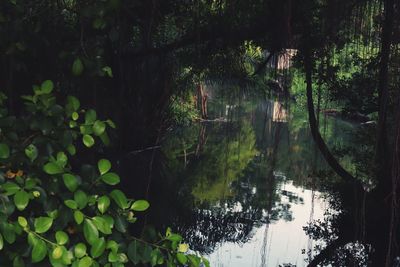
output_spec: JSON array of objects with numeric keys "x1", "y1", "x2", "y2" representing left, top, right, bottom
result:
[
  {"x1": 176, "y1": 253, "x2": 187, "y2": 265},
  {"x1": 25, "y1": 144, "x2": 38, "y2": 161},
  {"x1": 85, "y1": 109, "x2": 97, "y2": 124},
  {"x1": 55, "y1": 231, "x2": 69, "y2": 245},
  {"x1": 72, "y1": 112, "x2": 79, "y2": 121},
  {"x1": 106, "y1": 240, "x2": 119, "y2": 254},
  {"x1": 0, "y1": 233, "x2": 3, "y2": 250},
  {"x1": 72, "y1": 58, "x2": 84, "y2": 76},
  {"x1": 166, "y1": 233, "x2": 182, "y2": 243},
  {"x1": 114, "y1": 215, "x2": 127, "y2": 233},
  {"x1": 63, "y1": 173, "x2": 78, "y2": 192},
  {"x1": 131, "y1": 200, "x2": 150, "y2": 212},
  {"x1": 127, "y1": 240, "x2": 141, "y2": 264},
  {"x1": 78, "y1": 256, "x2": 93, "y2": 267},
  {"x1": 92, "y1": 216, "x2": 112, "y2": 235},
  {"x1": 106, "y1": 119, "x2": 116, "y2": 128},
  {"x1": 67, "y1": 144, "x2": 76, "y2": 155},
  {"x1": 52, "y1": 246, "x2": 63, "y2": 259},
  {"x1": 17, "y1": 216, "x2": 28, "y2": 228},
  {"x1": 57, "y1": 152, "x2": 68, "y2": 167},
  {"x1": 13, "y1": 256, "x2": 24, "y2": 267},
  {"x1": 83, "y1": 219, "x2": 99, "y2": 245},
  {"x1": 67, "y1": 96, "x2": 80, "y2": 111},
  {"x1": 102, "y1": 66, "x2": 113, "y2": 77},
  {"x1": 109, "y1": 190, "x2": 128, "y2": 209},
  {"x1": 2, "y1": 223, "x2": 16, "y2": 244},
  {"x1": 74, "y1": 210, "x2": 84, "y2": 224},
  {"x1": 14, "y1": 190, "x2": 29, "y2": 211},
  {"x1": 41, "y1": 80, "x2": 54, "y2": 94},
  {"x1": 74, "y1": 190, "x2": 88, "y2": 209},
  {"x1": 43, "y1": 162, "x2": 64, "y2": 175},
  {"x1": 0, "y1": 143, "x2": 10, "y2": 159},
  {"x1": 64, "y1": 199, "x2": 78, "y2": 210},
  {"x1": 82, "y1": 134, "x2": 95, "y2": 148},
  {"x1": 90, "y1": 237, "x2": 106, "y2": 258},
  {"x1": 101, "y1": 172, "x2": 120, "y2": 185},
  {"x1": 2, "y1": 182, "x2": 20, "y2": 195},
  {"x1": 97, "y1": 159, "x2": 111, "y2": 175},
  {"x1": 93, "y1": 120, "x2": 106, "y2": 136},
  {"x1": 32, "y1": 239, "x2": 47, "y2": 263},
  {"x1": 97, "y1": 195, "x2": 110, "y2": 214},
  {"x1": 34, "y1": 217, "x2": 53, "y2": 234},
  {"x1": 74, "y1": 243, "x2": 87, "y2": 258}
]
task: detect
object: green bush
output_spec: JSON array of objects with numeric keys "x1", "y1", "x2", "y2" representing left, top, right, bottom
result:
[{"x1": 0, "y1": 81, "x2": 207, "y2": 267}]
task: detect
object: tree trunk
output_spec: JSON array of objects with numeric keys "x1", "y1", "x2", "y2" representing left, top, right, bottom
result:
[
  {"x1": 375, "y1": 0, "x2": 394, "y2": 192},
  {"x1": 304, "y1": 49, "x2": 356, "y2": 182}
]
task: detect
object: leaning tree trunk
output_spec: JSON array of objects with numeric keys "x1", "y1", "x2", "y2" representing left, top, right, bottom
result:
[{"x1": 303, "y1": 49, "x2": 356, "y2": 182}]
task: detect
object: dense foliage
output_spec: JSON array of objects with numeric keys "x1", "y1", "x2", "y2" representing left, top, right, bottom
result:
[{"x1": 0, "y1": 82, "x2": 207, "y2": 266}]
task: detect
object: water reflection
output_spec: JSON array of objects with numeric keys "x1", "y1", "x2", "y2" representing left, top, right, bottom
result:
[{"x1": 152, "y1": 93, "x2": 355, "y2": 266}]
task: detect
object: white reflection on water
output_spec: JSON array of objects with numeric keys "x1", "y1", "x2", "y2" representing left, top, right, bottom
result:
[{"x1": 208, "y1": 181, "x2": 328, "y2": 267}]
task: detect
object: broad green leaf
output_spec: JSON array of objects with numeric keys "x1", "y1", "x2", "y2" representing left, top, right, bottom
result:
[
  {"x1": 32, "y1": 239, "x2": 47, "y2": 263},
  {"x1": 67, "y1": 144, "x2": 76, "y2": 155},
  {"x1": 13, "y1": 256, "x2": 25, "y2": 267},
  {"x1": 97, "y1": 195, "x2": 110, "y2": 214},
  {"x1": 92, "y1": 216, "x2": 112, "y2": 235},
  {"x1": 82, "y1": 134, "x2": 95, "y2": 148},
  {"x1": 63, "y1": 173, "x2": 78, "y2": 192},
  {"x1": 127, "y1": 240, "x2": 141, "y2": 264},
  {"x1": 202, "y1": 257, "x2": 210, "y2": 267},
  {"x1": 67, "y1": 96, "x2": 80, "y2": 111},
  {"x1": 2, "y1": 223, "x2": 16, "y2": 244},
  {"x1": 85, "y1": 109, "x2": 97, "y2": 124},
  {"x1": 52, "y1": 246, "x2": 63, "y2": 259},
  {"x1": 17, "y1": 216, "x2": 28, "y2": 227},
  {"x1": 109, "y1": 190, "x2": 128, "y2": 209},
  {"x1": 101, "y1": 172, "x2": 120, "y2": 185},
  {"x1": 74, "y1": 243, "x2": 87, "y2": 258},
  {"x1": 176, "y1": 253, "x2": 187, "y2": 265},
  {"x1": 0, "y1": 143, "x2": 10, "y2": 159},
  {"x1": 34, "y1": 217, "x2": 53, "y2": 234},
  {"x1": 64, "y1": 200, "x2": 78, "y2": 210},
  {"x1": 43, "y1": 162, "x2": 63, "y2": 175},
  {"x1": 166, "y1": 233, "x2": 182, "y2": 242},
  {"x1": 97, "y1": 159, "x2": 111, "y2": 175},
  {"x1": 74, "y1": 190, "x2": 88, "y2": 209},
  {"x1": 83, "y1": 219, "x2": 99, "y2": 245},
  {"x1": 55, "y1": 231, "x2": 69, "y2": 245},
  {"x1": 93, "y1": 120, "x2": 106, "y2": 136},
  {"x1": 56, "y1": 152, "x2": 68, "y2": 167},
  {"x1": 72, "y1": 58, "x2": 84, "y2": 76},
  {"x1": 41, "y1": 80, "x2": 54, "y2": 94},
  {"x1": 114, "y1": 215, "x2": 127, "y2": 233},
  {"x1": 2, "y1": 182, "x2": 20, "y2": 195},
  {"x1": 0, "y1": 233, "x2": 3, "y2": 250},
  {"x1": 106, "y1": 240, "x2": 119, "y2": 254},
  {"x1": 130, "y1": 200, "x2": 150, "y2": 212},
  {"x1": 74, "y1": 210, "x2": 84, "y2": 224},
  {"x1": 25, "y1": 144, "x2": 38, "y2": 161},
  {"x1": 90, "y1": 237, "x2": 106, "y2": 258},
  {"x1": 14, "y1": 190, "x2": 29, "y2": 210},
  {"x1": 78, "y1": 256, "x2": 93, "y2": 267}
]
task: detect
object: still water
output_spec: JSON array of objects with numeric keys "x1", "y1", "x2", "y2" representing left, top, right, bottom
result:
[{"x1": 125, "y1": 92, "x2": 355, "y2": 266}]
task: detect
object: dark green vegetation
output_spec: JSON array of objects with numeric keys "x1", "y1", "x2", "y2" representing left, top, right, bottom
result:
[
  {"x1": 1, "y1": 0, "x2": 400, "y2": 266},
  {"x1": 0, "y1": 84, "x2": 206, "y2": 266}
]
